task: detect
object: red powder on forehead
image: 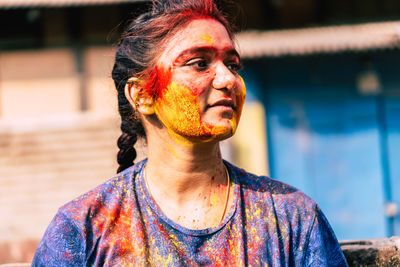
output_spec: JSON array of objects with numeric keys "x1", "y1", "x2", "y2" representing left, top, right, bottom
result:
[{"x1": 180, "y1": 12, "x2": 215, "y2": 22}]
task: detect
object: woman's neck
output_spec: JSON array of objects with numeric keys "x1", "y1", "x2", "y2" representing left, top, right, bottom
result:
[
  {"x1": 144, "y1": 131, "x2": 232, "y2": 229},
  {"x1": 146, "y1": 138, "x2": 225, "y2": 203}
]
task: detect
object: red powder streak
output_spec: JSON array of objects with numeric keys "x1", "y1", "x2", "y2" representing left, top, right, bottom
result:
[
  {"x1": 177, "y1": 12, "x2": 216, "y2": 25},
  {"x1": 143, "y1": 66, "x2": 172, "y2": 99},
  {"x1": 191, "y1": 70, "x2": 214, "y2": 96}
]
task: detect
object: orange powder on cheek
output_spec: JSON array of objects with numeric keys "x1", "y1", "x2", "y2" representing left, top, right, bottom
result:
[
  {"x1": 154, "y1": 81, "x2": 207, "y2": 139},
  {"x1": 149, "y1": 66, "x2": 209, "y2": 140},
  {"x1": 155, "y1": 81, "x2": 236, "y2": 143},
  {"x1": 230, "y1": 75, "x2": 247, "y2": 134},
  {"x1": 153, "y1": 69, "x2": 246, "y2": 142}
]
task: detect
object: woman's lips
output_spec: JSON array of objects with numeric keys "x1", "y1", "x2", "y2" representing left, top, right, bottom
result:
[{"x1": 207, "y1": 99, "x2": 236, "y2": 111}]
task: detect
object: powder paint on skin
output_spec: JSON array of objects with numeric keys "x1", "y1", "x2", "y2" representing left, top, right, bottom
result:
[
  {"x1": 154, "y1": 81, "x2": 204, "y2": 145},
  {"x1": 154, "y1": 76, "x2": 246, "y2": 144},
  {"x1": 198, "y1": 34, "x2": 213, "y2": 45},
  {"x1": 142, "y1": 66, "x2": 172, "y2": 99},
  {"x1": 166, "y1": 144, "x2": 184, "y2": 160},
  {"x1": 209, "y1": 176, "x2": 216, "y2": 207},
  {"x1": 154, "y1": 81, "x2": 215, "y2": 142},
  {"x1": 209, "y1": 169, "x2": 229, "y2": 208},
  {"x1": 143, "y1": 61, "x2": 246, "y2": 144},
  {"x1": 229, "y1": 75, "x2": 247, "y2": 134},
  {"x1": 210, "y1": 193, "x2": 218, "y2": 207}
]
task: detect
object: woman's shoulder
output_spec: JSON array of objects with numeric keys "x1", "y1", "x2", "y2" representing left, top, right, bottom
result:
[
  {"x1": 225, "y1": 160, "x2": 317, "y2": 213},
  {"x1": 224, "y1": 162, "x2": 347, "y2": 266},
  {"x1": 58, "y1": 159, "x2": 146, "y2": 223},
  {"x1": 32, "y1": 160, "x2": 147, "y2": 265}
]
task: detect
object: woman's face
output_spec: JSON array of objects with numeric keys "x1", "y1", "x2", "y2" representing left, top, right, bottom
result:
[{"x1": 152, "y1": 18, "x2": 246, "y2": 143}]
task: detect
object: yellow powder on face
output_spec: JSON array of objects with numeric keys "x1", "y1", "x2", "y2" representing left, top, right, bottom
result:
[
  {"x1": 232, "y1": 75, "x2": 247, "y2": 135},
  {"x1": 154, "y1": 81, "x2": 205, "y2": 139},
  {"x1": 154, "y1": 78, "x2": 246, "y2": 144},
  {"x1": 219, "y1": 75, "x2": 247, "y2": 137},
  {"x1": 198, "y1": 34, "x2": 214, "y2": 45}
]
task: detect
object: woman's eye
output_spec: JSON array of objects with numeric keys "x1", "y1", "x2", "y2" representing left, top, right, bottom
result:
[
  {"x1": 185, "y1": 59, "x2": 209, "y2": 71},
  {"x1": 227, "y1": 62, "x2": 243, "y2": 73}
]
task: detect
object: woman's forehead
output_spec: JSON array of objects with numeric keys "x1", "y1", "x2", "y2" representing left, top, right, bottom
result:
[{"x1": 158, "y1": 18, "x2": 235, "y2": 64}]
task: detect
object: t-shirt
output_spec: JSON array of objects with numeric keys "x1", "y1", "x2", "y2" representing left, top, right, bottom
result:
[{"x1": 32, "y1": 159, "x2": 348, "y2": 266}]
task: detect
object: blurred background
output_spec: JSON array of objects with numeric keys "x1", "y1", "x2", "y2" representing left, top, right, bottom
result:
[{"x1": 1, "y1": 0, "x2": 400, "y2": 264}]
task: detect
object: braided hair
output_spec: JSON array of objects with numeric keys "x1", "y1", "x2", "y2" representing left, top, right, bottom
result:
[{"x1": 111, "y1": 0, "x2": 233, "y2": 173}]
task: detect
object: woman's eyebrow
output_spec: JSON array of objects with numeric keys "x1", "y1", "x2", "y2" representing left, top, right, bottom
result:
[
  {"x1": 225, "y1": 49, "x2": 241, "y2": 61},
  {"x1": 174, "y1": 46, "x2": 240, "y2": 62}
]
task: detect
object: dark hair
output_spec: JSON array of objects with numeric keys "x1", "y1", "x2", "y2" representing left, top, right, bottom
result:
[{"x1": 112, "y1": 0, "x2": 234, "y2": 173}]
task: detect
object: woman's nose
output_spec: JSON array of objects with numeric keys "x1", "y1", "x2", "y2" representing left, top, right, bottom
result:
[{"x1": 212, "y1": 62, "x2": 236, "y2": 91}]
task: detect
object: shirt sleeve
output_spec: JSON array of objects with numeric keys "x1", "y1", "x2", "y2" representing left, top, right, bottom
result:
[
  {"x1": 31, "y1": 210, "x2": 86, "y2": 267},
  {"x1": 302, "y1": 206, "x2": 349, "y2": 267}
]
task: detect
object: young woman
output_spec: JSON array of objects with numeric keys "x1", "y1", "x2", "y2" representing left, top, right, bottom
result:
[{"x1": 32, "y1": 0, "x2": 348, "y2": 266}]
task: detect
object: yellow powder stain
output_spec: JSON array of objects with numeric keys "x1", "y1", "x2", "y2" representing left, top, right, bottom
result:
[
  {"x1": 253, "y1": 207, "x2": 261, "y2": 217},
  {"x1": 210, "y1": 192, "x2": 218, "y2": 206},
  {"x1": 154, "y1": 77, "x2": 246, "y2": 144},
  {"x1": 210, "y1": 124, "x2": 230, "y2": 136},
  {"x1": 155, "y1": 81, "x2": 232, "y2": 144},
  {"x1": 166, "y1": 144, "x2": 182, "y2": 159},
  {"x1": 155, "y1": 81, "x2": 203, "y2": 138},
  {"x1": 199, "y1": 34, "x2": 213, "y2": 45},
  {"x1": 235, "y1": 75, "x2": 247, "y2": 124},
  {"x1": 166, "y1": 254, "x2": 173, "y2": 264}
]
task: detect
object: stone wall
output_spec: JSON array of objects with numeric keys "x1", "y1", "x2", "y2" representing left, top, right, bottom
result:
[{"x1": 340, "y1": 237, "x2": 400, "y2": 266}]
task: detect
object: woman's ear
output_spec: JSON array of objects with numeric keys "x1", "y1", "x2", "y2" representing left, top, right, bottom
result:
[{"x1": 124, "y1": 77, "x2": 155, "y2": 115}]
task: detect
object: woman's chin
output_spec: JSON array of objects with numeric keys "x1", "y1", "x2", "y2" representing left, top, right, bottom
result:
[
  {"x1": 196, "y1": 122, "x2": 235, "y2": 143},
  {"x1": 191, "y1": 133, "x2": 233, "y2": 144},
  {"x1": 164, "y1": 118, "x2": 238, "y2": 144},
  {"x1": 170, "y1": 126, "x2": 232, "y2": 144}
]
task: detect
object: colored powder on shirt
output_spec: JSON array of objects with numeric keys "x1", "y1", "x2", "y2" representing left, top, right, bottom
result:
[{"x1": 32, "y1": 159, "x2": 349, "y2": 266}]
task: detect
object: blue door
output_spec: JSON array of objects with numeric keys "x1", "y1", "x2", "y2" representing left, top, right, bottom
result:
[{"x1": 243, "y1": 52, "x2": 400, "y2": 240}]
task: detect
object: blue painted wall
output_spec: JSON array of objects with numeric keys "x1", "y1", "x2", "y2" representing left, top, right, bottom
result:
[{"x1": 242, "y1": 51, "x2": 400, "y2": 240}]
